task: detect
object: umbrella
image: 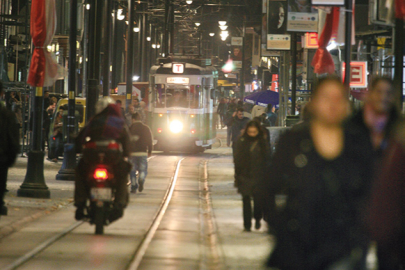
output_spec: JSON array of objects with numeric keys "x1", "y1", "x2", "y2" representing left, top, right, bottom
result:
[
  {"x1": 27, "y1": 0, "x2": 60, "y2": 87},
  {"x1": 243, "y1": 90, "x2": 279, "y2": 107}
]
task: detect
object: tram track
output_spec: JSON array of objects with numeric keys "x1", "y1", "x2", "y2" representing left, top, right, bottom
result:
[{"x1": 2, "y1": 156, "x2": 185, "y2": 270}]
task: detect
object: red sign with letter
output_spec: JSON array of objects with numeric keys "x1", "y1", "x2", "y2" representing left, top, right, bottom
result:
[
  {"x1": 303, "y1": 33, "x2": 318, "y2": 49},
  {"x1": 342, "y1": 61, "x2": 368, "y2": 88},
  {"x1": 172, "y1": 63, "x2": 184, "y2": 74}
]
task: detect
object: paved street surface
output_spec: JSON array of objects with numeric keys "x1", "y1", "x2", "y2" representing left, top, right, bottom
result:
[{"x1": 0, "y1": 129, "x2": 273, "y2": 269}]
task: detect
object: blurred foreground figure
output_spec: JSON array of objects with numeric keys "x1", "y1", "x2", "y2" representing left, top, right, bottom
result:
[
  {"x1": 368, "y1": 122, "x2": 405, "y2": 270},
  {"x1": 346, "y1": 76, "x2": 399, "y2": 269},
  {"x1": 0, "y1": 81, "x2": 20, "y2": 217},
  {"x1": 233, "y1": 121, "x2": 270, "y2": 231},
  {"x1": 266, "y1": 76, "x2": 373, "y2": 270}
]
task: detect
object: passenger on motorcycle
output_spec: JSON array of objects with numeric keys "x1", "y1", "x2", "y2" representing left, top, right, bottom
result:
[{"x1": 74, "y1": 97, "x2": 131, "y2": 221}]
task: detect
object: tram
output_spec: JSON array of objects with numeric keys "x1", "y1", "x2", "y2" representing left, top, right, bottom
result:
[{"x1": 148, "y1": 57, "x2": 218, "y2": 152}]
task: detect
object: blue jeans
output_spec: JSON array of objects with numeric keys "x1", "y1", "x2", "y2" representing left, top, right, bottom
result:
[{"x1": 129, "y1": 156, "x2": 148, "y2": 190}]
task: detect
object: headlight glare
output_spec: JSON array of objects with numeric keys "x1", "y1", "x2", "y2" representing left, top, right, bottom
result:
[{"x1": 170, "y1": 120, "x2": 183, "y2": 134}]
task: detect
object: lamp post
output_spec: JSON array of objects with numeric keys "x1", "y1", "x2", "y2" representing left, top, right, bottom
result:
[{"x1": 126, "y1": 0, "x2": 135, "y2": 110}]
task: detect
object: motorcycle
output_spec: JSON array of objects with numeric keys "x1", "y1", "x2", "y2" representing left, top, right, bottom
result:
[{"x1": 81, "y1": 140, "x2": 128, "y2": 235}]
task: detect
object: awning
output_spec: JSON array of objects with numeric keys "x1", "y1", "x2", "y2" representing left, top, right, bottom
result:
[{"x1": 243, "y1": 90, "x2": 279, "y2": 107}]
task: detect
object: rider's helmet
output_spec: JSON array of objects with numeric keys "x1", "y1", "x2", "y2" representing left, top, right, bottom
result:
[{"x1": 95, "y1": 97, "x2": 115, "y2": 114}]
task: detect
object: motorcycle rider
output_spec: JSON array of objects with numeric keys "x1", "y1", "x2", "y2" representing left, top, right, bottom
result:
[{"x1": 74, "y1": 97, "x2": 131, "y2": 221}]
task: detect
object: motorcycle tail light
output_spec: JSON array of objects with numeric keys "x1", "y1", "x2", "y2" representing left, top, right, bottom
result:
[
  {"x1": 94, "y1": 168, "x2": 108, "y2": 180},
  {"x1": 107, "y1": 142, "x2": 120, "y2": 150}
]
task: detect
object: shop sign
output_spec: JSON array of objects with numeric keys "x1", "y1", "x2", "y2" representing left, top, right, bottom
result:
[
  {"x1": 303, "y1": 33, "x2": 318, "y2": 49},
  {"x1": 341, "y1": 61, "x2": 368, "y2": 88},
  {"x1": 267, "y1": 34, "x2": 291, "y2": 50}
]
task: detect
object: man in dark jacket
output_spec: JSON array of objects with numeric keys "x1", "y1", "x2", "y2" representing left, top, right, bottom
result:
[
  {"x1": 230, "y1": 108, "x2": 250, "y2": 150},
  {"x1": 128, "y1": 112, "x2": 153, "y2": 193},
  {"x1": 0, "y1": 81, "x2": 20, "y2": 216}
]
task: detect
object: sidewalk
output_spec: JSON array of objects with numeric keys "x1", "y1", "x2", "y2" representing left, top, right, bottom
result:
[{"x1": 0, "y1": 156, "x2": 75, "y2": 238}]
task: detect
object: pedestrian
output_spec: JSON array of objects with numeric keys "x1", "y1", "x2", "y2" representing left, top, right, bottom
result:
[
  {"x1": 266, "y1": 103, "x2": 277, "y2": 126},
  {"x1": 128, "y1": 112, "x2": 153, "y2": 193},
  {"x1": 0, "y1": 81, "x2": 20, "y2": 216},
  {"x1": 229, "y1": 108, "x2": 250, "y2": 150},
  {"x1": 345, "y1": 76, "x2": 399, "y2": 269},
  {"x1": 217, "y1": 98, "x2": 227, "y2": 128},
  {"x1": 125, "y1": 105, "x2": 135, "y2": 126},
  {"x1": 251, "y1": 104, "x2": 266, "y2": 119},
  {"x1": 266, "y1": 76, "x2": 373, "y2": 270},
  {"x1": 115, "y1": 99, "x2": 126, "y2": 119},
  {"x1": 224, "y1": 98, "x2": 238, "y2": 147},
  {"x1": 367, "y1": 121, "x2": 405, "y2": 270},
  {"x1": 50, "y1": 107, "x2": 64, "y2": 162},
  {"x1": 133, "y1": 98, "x2": 145, "y2": 123},
  {"x1": 233, "y1": 120, "x2": 270, "y2": 231}
]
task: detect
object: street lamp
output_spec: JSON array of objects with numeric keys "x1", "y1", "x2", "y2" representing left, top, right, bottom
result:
[
  {"x1": 209, "y1": 33, "x2": 215, "y2": 37},
  {"x1": 186, "y1": 0, "x2": 193, "y2": 4},
  {"x1": 219, "y1": 25, "x2": 228, "y2": 31},
  {"x1": 132, "y1": 75, "x2": 140, "y2": 81},
  {"x1": 218, "y1": 21, "x2": 227, "y2": 26},
  {"x1": 195, "y1": 22, "x2": 200, "y2": 27},
  {"x1": 152, "y1": 44, "x2": 156, "y2": 48},
  {"x1": 147, "y1": 36, "x2": 151, "y2": 41},
  {"x1": 134, "y1": 27, "x2": 140, "y2": 32}
]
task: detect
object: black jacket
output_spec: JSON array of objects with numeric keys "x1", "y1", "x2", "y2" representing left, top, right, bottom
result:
[
  {"x1": 129, "y1": 121, "x2": 153, "y2": 154},
  {"x1": 233, "y1": 135, "x2": 270, "y2": 196},
  {"x1": 0, "y1": 103, "x2": 20, "y2": 166},
  {"x1": 267, "y1": 124, "x2": 373, "y2": 270},
  {"x1": 230, "y1": 116, "x2": 250, "y2": 143}
]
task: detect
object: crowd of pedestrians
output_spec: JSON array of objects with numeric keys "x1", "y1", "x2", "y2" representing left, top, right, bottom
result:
[{"x1": 227, "y1": 75, "x2": 404, "y2": 270}]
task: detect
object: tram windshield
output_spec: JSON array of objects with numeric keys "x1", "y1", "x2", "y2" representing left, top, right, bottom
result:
[{"x1": 155, "y1": 84, "x2": 202, "y2": 109}]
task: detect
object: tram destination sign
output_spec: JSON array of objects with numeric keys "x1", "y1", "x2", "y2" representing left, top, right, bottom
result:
[
  {"x1": 167, "y1": 77, "x2": 190, "y2": 84},
  {"x1": 172, "y1": 63, "x2": 185, "y2": 74}
]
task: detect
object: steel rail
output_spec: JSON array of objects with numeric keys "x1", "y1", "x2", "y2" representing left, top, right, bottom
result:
[
  {"x1": 4, "y1": 155, "x2": 157, "y2": 270},
  {"x1": 2, "y1": 221, "x2": 84, "y2": 270},
  {"x1": 126, "y1": 157, "x2": 185, "y2": 270}
]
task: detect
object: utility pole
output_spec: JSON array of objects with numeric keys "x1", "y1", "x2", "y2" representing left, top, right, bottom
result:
[
  {"x1": 393, "y1": 18, "x2": 404, "y2": 110},
  {"x1": 240, "y1": 20, "x2": 246, "y2": 98},
  {"x1": 56, "y1": 0, "x2": 78, "y2": 181},
  {"x1": 102, "y1": 0, "x2": 112, "y2": 96},
  {"x1": 290, "y1": 33, "x2": 297, "y2": 115},
  {"x1": 126, "y1": 0, "x2": 135, "y2": 110},
  {"x1": 343, "y1": 0, "x2": 353, "y2": 89}
]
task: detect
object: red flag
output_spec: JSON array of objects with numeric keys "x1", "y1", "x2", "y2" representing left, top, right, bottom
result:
[{"x1": 311, "y1": 7, "x2": 340, "y2": 74}]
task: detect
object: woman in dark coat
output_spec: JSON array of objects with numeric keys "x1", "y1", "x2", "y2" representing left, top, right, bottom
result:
[
  {"x1": 233, "y1": 120, "x2": 270, "y2": 231},
  {"x1": 266, "y1": 76, "x2": 373, "y2": 270}
]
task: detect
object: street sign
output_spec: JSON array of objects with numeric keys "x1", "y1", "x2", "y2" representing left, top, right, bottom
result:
[
  {"x1": 342, "y1": 61, "x2": 368, "y2": 88},
  {"x1": 303, "y1": 33, "x2": 318, "y2": 49},
  {"x1": 172, "y1": 63, "x2": 184, "y2": 74},
  {"x1": 231, "y1": 37, "x2": 243, "y2": 46}
]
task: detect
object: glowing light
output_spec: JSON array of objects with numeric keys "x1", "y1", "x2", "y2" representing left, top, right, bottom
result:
[
  {"x1": 209, "y1": 33, "x2": 215, "y2": 37},
  {"x1": 327, "y1": 42, "x2": 337, "y2": 51},
  {"x1": 146, "y1": 37, "x2": 151, "y2": 41},
  {"x1": 222, "y1": 59, "x2": 234, "y2": 73},
  {"x1": 191, "y1": 129, "x2": 196, "y2": 134},
  {"x1": 117, "y1": 9, "x2": 125, "y2": 20},
  {"x1": 195, "y1": 22, "x2": 201, "y2": 27},
  {"x1": 86, "y1": 4, "x2": 90, "y2": 10},
  {"x1": 190, "y1": 114, "x2": 195, "y2": 118},
  {"x1": 159, "y1": 114, "x2": 163, "y2": 117},
  {"x1": 186, "y1": 0, "x2": 193, "y2": 4},
  {"x1": 219, "y1": 25, "x2": 228, "y2": 31},
  {"x1": 218, "y1": 21, "x2": 227, "y2": 26},
  {"x1": 94, "y1": 168, "x2": 108, "y2": 180},
  {"x1": 170, "y1": 120, "x2": 183, "y2": 134},
  {"x1": 132, "y1": 75, "x2": 140, "y2": 81},
  {"x1": 158, "y1": 128, "x2": 162, "y2": 133},
  {"x1": 152, "y1": 44, "x2": 157, "y2": 48},
  {"x1": 134, "y1": 27, "x2": 140, "y2": 32}
]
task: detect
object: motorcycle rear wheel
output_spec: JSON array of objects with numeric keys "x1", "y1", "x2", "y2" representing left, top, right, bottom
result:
[{"x1": 94, "y1": 206, "x2": 104, "y2": 235}]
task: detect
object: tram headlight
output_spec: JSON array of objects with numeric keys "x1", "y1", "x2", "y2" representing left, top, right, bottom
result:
[{"x1": 170, "y1": 120, "x2": 183, "y2": 134}]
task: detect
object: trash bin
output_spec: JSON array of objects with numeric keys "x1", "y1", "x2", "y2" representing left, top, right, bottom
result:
[{"x1": 285, "y1": 115, "x2": 300, "y2": 127}]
